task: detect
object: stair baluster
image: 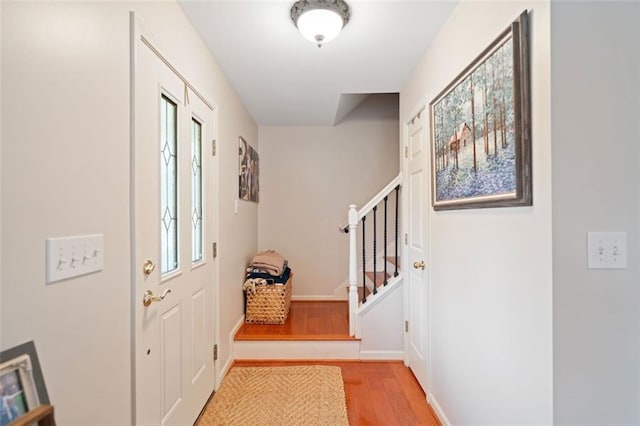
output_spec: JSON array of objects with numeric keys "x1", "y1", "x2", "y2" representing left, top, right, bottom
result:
[
  {"x1": 372, "y1": 206, "x2": 378, "y2": 295},
  {"x1": 394, "y1": 185, "x2": 399, "y2": 277},
  {"x1": 361, "y1": 216, "x2": 367, "y2": 304},
  {"x1": 384, "y1": 196, "x2": 388, "y2": 286}
]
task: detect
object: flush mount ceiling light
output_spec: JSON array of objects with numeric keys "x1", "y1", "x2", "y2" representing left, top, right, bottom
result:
[{"x1": 290, "y1": 0, "x2": 351, "y2": 48}]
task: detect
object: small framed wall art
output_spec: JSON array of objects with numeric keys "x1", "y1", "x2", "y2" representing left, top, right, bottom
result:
[{"x1": 238, "y1": 136, "x2": 259, "y2": 203}]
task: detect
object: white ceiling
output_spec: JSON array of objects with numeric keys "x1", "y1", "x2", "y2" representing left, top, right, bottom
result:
[{"x1": 178, "y1": 1, "x2": 458, "y2": 126}]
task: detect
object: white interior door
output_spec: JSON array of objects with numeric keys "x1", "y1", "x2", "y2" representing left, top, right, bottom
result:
[
  {"x1": 406, "y1": 109, "x2": 429, "y2": 393},
  {"x1": 133, "y1": 27, "x2": 216, "y2": 426}
]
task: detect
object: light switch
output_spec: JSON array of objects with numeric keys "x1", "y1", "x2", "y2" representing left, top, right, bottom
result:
[
  {"x1": 46, "y1": 234, "x2": 104, "y2": 283},
  {"x1": 587, "y1": 232, "x2": 627, "y2": 269}
]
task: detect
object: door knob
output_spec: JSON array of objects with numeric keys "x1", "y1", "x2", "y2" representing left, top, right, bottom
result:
[
  {"x1": 143, "y1": 260, "x2": 156, "y2": 275},
  {"x1": 413, "y1": 260, "x2": 425, "y2": 270},
  {"x1": 143, "y1": 289, "x2": 171, "y2": 307}
]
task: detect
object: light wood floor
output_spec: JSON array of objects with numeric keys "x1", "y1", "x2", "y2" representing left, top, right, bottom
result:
[
  {"x1": 235, "y1": 301, "x2": 355, "y2": 340},
  {"x1": 233, "y1": 360, "x2": 441, "y2": 425},
  {"x1": 232, "y1": 301, "x2": 440, "y2": 424}
]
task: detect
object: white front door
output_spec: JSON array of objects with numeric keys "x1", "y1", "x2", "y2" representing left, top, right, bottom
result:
[
  {"x1": 133, "y1": 27, "x2": 216, "y2": 426},
  {"x1": 406, "y1": 109, "x2": 429, "y2": 393}
]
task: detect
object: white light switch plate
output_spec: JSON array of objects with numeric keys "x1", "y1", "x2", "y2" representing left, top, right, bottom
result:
[
  {"x1": 587, "y1": 232, "x2": 627, "y2": 269},
  {"x1": 46, "y1": 234, "x2": 104, "y2": 283}
]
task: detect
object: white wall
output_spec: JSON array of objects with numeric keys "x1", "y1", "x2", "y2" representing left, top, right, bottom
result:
[
  {"x1": 401, "y1": 2, "x2": 553, "y2": 423},
  {"x1": 258, "y1": 94, "x2": 399, "y2": 297},
  {"x1": 0, "y1": 2, "x2": 257, "y2": 424},
  {"x1": 0, "y1": 0, "x2": 3, "y2": 351},
  {"x1": 551, "y1": 2, "x2": 640, "y2": 423},
  {"x1": 359, "y1": 282, "x2": 404, "y2": 358}
]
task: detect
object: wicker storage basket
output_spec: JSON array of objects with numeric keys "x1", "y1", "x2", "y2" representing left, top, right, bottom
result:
[{"x1": 245, "y1": 275, "x2": 292, "y2": 324}]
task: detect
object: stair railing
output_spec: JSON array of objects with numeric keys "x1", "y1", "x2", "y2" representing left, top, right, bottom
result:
[{"x1": 344, "y1": 174, "x2": 401, "y2": 336}]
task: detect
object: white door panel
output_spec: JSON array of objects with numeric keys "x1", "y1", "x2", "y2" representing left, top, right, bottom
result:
[
  {"x1": 191, "y1": 289, "x2": 207, "y2": 382},
  {"x1": 161, "y1": 304, "x2": 182, "y2": 422},
  {"x1": 133, "y1": 25, "x2": 216, "y2": 425},
  {"x1": 409, "y1": 172, "x2": 424, "y2": 251},
  {"x1": 406, "y1": 110, "x2": 429, "y2": 393}
]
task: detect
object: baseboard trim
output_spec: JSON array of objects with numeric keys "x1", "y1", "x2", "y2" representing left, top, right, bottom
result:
[
  {"x1": 427, "y1": 393, "x2": 451, "y2": 426},
  {"x1": 218, "y1": 315, "x2": 245, "y2": 387},
  {"x1": 217, "y1": 356, "x2": 233, "y2": 389},
  {"x1": 359, "y1": 350, "x2": 404, "y2": 360}
]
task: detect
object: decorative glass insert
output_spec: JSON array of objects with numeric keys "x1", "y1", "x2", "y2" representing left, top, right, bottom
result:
[
  {"x1": 191, "y1": 118, "x2": 203, "y2": 263},
  {"x1": 160, "y1": 95, "x2": 178, "y2": 274}
]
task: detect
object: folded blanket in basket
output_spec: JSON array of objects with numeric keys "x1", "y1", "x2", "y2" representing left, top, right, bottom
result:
[
  {"x1": 247, "y1": 259, "x2": 288, "y2": 275},
  {"x1": 246, "y1": 267, "x2": 291, "y2": 285},
  {"x1": 250, "y1": 249, "x2": 286, "y2": 276}
]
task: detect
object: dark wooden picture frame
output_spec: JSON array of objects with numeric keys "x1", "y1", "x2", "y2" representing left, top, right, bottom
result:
[
  {"x1": 238, "y1": 136, "x2": 259, "y2": 203},
  {"x1": 429, "y1": 10, "x2": 531, "y2": 210}
]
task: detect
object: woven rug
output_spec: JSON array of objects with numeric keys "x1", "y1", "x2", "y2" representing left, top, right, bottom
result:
[{"x1": 196, "y1": 365, "x2": 349, "y2": 426}]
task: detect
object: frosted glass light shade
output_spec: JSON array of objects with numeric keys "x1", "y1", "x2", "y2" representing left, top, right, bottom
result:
[{"x1": 296, "y1": 9, "x2": 345, "y2": 46}]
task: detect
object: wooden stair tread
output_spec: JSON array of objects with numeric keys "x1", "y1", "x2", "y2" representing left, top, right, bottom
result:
[
  {"x1": 235, "y1": 334, "x2": 359, "y2": 342},
  {"x1": 235, "y1": 301, "x2": 354, "y2": 342},
  {"x1": 365, "y1": 270, "x2": 391, "y2": 286},
  {"x1": 386, "y1": 256, "x2": 400, "y2": 268}
]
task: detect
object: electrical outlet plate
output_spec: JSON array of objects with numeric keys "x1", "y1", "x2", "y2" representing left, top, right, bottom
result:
[
  {"x1": 587, "y1": 232, "x2": 627, "y2": 270},
  {"x1": 46, "y1": 234, "x2": 104, "y2": 283}
]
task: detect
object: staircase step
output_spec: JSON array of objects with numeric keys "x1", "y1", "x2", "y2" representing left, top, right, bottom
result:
[
  {"x1": 233, "y1": 301, "x2": 360, "y2": 359},
  {"x1": 235, "y1": 333, "x2": 357, "y2": 342},
  {"x1": 357, "y1": 285, "x2": 371, "y2": 298},
  {"x1": 234, "y1": 340, "x2": 361, "y2": 360},
  {"x1": 236, "y1": 301, "x2": 352, "y2": 341},
  {"x1": 365, "y1": 271, "x2": 391, "y2": 287},
  {"x1": 386, "y1": 256, "x2": 400, "y2": 268}
]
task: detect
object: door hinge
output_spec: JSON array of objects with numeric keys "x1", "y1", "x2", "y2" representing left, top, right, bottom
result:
[
  {"x1": 213, "y1": 344, "x2": 218, "y2": 361},
  {"x1": 405, "y1": 320, "x2": 409, "y2": 332},
  {"x1": 404, "y1": 146, "x2": 408, "y2": 158},
  {"x1": 212, "y1": 139, "x2": 217, "y2": 156},
  {"x1": 212, "y1": 242, "x2": 218, "y2": 259},
  {"x1": 404, "y1": 233, "x2": 408, "y2": 245}
]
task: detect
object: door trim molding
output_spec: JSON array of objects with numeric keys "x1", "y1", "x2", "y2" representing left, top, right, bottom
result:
[
  {"x1": 129, "y1": 12, "x2": 138, "y2": 425},
  {"x1": 140, "y1": 35, "x2": 214, "y2": 112}
]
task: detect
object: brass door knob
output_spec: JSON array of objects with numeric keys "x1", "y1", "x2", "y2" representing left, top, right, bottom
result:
[
  {"x1": 413, "y1": 261, "x2": 425, "y2": 270},
  {"x1": 143, "y1": 289, "x2": 171, "y2": 307},
  {"x1": 143, "y1": 260, "x2": 156, "y2": 275}
]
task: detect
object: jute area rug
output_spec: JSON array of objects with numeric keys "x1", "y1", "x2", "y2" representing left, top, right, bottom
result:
[{"x1": 196, "y1": 365, "x2": 349, "y2": 426}]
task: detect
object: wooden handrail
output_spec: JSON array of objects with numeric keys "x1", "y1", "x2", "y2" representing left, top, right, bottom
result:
[{"x1": 339, "y1": 173, "x2": 402, "y2": 232}]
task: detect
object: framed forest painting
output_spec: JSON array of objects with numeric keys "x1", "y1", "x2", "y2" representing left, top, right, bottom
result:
[{"x1": 430, "y1": 11, "x2": 531, "y2": 210}]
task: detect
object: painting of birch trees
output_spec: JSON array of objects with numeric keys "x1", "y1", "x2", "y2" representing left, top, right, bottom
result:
[{"x1": 430, "y1": 11, "x2": 531, "y2": 210}]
